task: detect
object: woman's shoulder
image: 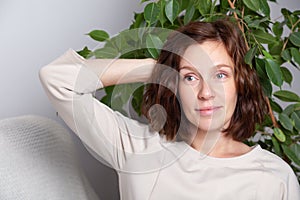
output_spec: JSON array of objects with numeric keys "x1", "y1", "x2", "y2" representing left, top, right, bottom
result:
[{"x1": 254, "y1": 145, "x2": 297, "y2": 181}]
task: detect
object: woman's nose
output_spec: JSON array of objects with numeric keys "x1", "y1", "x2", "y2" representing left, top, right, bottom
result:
[{"x1": 197, "y1": 81, "x2": 215, "y2": 100}]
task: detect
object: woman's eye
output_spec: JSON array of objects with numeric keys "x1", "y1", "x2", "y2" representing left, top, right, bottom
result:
[
  {"x1": 216, "y1": 72, "x2": 227, "y2": 79},
  {"x1": 184, "y1": 75, "x2": 197, "y2": 82}
]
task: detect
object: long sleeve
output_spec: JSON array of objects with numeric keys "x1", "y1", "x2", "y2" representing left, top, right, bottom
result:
[
  {"x1": 259, "y1": 149, "x2": 300, "y2": 200},
  {"x1": 286, "y1": 167, "x2": 300, "y2": 200},
  {"x1": 39, "y1": 49, "x2": 161, "y2": 170}
]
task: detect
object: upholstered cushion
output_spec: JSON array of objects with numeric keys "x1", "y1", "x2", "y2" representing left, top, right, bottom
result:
[{"x1": 0, "y1": 115, "x2": 99, "y2": 200}]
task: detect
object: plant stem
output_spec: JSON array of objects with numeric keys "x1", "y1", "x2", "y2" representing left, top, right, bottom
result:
[
  {"x1": 227, "y1": 0, "x2": 249, "y2": 49},
  {"x1": 282, "y1": 18, "x2": 300, "y2": 51},
  {"x1": 227, "y1": 0, "x2": 241, "y2": 29},
  {"x1": 265, "y1": 97, "x2": 279, "y2": 128}
]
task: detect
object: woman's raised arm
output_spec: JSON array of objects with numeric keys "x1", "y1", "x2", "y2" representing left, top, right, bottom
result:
[
  {"x1": 39, "y1": 49, "x2": 158, "y2": 169},
  {"x1": 85, "y1": 56, "x2": 155, "y2": 87}
]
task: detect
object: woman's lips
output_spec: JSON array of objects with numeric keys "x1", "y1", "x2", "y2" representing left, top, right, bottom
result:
[{"x1": 195, "y1": 106, "x2": 222, "y2": 116}]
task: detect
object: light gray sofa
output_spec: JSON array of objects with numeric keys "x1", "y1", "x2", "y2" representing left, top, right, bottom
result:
[{"x1": 0, "y1": 115, "x2": 119, "y2": 200}]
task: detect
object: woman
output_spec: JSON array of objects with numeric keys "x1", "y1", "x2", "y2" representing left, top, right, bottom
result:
[{"x1": 40, "y1": 19, "x2": 300, "y2": 199}]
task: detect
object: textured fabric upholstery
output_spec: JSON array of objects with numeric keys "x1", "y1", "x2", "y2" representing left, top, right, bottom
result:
[{"x1": 0, "y1": 115, "x2": 99, "y2": 200}]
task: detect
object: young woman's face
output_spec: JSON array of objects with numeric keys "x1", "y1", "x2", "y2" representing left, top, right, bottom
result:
[{"x1": 178, "y1": 41, "x2": 237, "y2": 134}]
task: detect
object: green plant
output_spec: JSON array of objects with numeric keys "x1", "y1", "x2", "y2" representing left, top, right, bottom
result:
[{"x1": 78, "y1": 0, "x2": 300, "y2": 181}]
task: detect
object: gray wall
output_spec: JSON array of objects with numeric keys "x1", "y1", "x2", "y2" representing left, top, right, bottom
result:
[
  {"x1": 0, "y1": 0, "x2": 299, "y2": 199},
  {"x1": 0, "y1": 0, "x2": 143, "y2": 120},
  {"x1": 0, "y1": 0, "x2": 143, "y2": 199}
]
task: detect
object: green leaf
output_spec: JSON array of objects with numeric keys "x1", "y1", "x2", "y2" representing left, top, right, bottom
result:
[
  {"x1": 258, "y1": 0, "x2": 270, "y2": 17},
  {"x1": 111, "y1": 34, "x2": 128, "y2": 51},
  {"x1": 272, "y1": 21, "x2": 283, "y2": 38},
  {"x1": 263, "y1": 50, "x2": 273, "y2": 59},
  {"x1": 271, "y1": 136, "x2": 282, "y2": 156},
  {"x1": 77, "y1": 46, "x2": 92, "y2": 59},
  {"x1": 146, "y1": 34, "x2": 164, "y2": 59},
  {"x1": 131, "y1": 84, "x2": 144, "y2": 115},
  {"x1": 260, "y1": 77, "x2": 273, "y2": 97},
  {"x1": 115, "y1": 31, "x2": 139, "y2": 55},
  {"x1": 117, "y1": 84, "x2": 135, "y2": 103},
  {"x1": 137, "y1": 25, "x2": 147, "y2": 42},
  {"x1": 156, "y1": 29, "x2": 172, "y2": 43},
  {"x1": 293, "y1": 10, "x2": 300, "y2": 16},
  {"x1": 110, "y1": 96, "x2": 128, "y2": 116},
  {"x1": 274, "y1": 90, "x2": 300, "y2": 102},
  {"x1": 268, "y1": 41, "x2": 283, "y2": 56},
  {"x1": 158, "y1": 0, "x2": 167, "y2": 26},
  {"x1": 100, "y1": 85, "x2": 115, "y2": 107},
  {"x1": 283, "y1": 103, "x2": 300, "y2": 115},
  {"x1": 281, "y1": 8, "x2": 298, "y2": 30},
  {"x1": 100, "y1": 95, "x2": 111, "y2": 107},
  {"x1": 279, "y1": 113, "x2": 294, "y2": 131},
  {"x1": 281, "y1": 67, "x2": 293, "y2": 85},
  {"x1": 290, "y1": 143, "x2": 300, "y2": 162},
  {"x1": 93, "y1": 47, "x2": 119, "y2": 58},
  {"x1": 282, "y1": 144, "x2": 300, "y2": 166},
  {"x1": 295, "y1": 105, "x2": 300, "y2": 111},
  {"x1": 281, "y1": 8, "x2": 292, "y2": 17},
  {"x1": 112, "y1": 85, "x2": 126, "y2": 103},
  {"x1": 244, "y1": 45, "x2": 257, "y2": 65},
  {"x1": 184, "y1": 2, "x2": 195, "y2": 25},
  {"x1": 256, "y1": 58, "x2": 272, "y2": 96},
  {"x1": 165, "y1": 0, "x2": 180, "y2": 24},
  {"x1": 269, "y1": 99, "x2": 283, "y2": 113},
  {"x1": 220, "y1": 0, "x2": 229, "y2": 11},
  {"x1": 242, "y1": 0, "x2": 270, "y2": 16},
  {"x1": 291, "y1": 48, "x2": 300, "y2": 66},
  {"x1": 255, "y1": 58, "x2": 267, "y2": 78},
  {"x1": 87, "y1": 30, "x2": 109, "y2": 42},
  {"x1": 265, "y1": 59, "x2": 283, "y2": 87},
  {"x1": 198, "y1": 0, "x2": 212, "y2": 16},
  {"x1": 252, "y1": 30, "x2": 276, "y2": 44},
  {"x1": 247, "y1": 17, "x2": 269, "y2": 30},
  {"x1": 291, "y1": 112, "x2": 300, "y2": 131},
  {"x1": 273, "y1": 127, "x2": 286, "y2": 142},
  {"x1": 273, "y1": 55, "x2": 284, "y2": 65},
  {"x1": 281, "y1": 49, "x2": 291, "y2": 61},
  {"x1": 289, "y1": 32, "x2": 300, "y2": 47},
  {"x1": 131, "y1": 12, "x2": 145, "y2": 29},
  {"x1": 283, "y1": 104, "x2": 295, "y2": 115},
  {"x1": 179, "y1": 0, "x2": 189, "y2": 10},
  {"x1": 104, "y1": 85, "x2": 114, "y2": 94},
  {"x1": 144, "y1": 2, "x2": 160, "y2": 25}
]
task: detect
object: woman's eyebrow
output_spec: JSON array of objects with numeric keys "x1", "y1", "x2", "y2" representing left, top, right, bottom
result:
[
  {"x1": 178, "y1": 66, "x2": 198, "y2": 72},
  {"x1": 179, "y1": 64, "x2": 233, "y2": 72},
  {"x1": 215, "y1": 64, "x2": 234, "y2": 69}
]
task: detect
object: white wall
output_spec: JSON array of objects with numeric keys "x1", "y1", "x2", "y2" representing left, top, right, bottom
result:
[{"x1": 0, "y1": 0, "x2": 299, "y2": 199}]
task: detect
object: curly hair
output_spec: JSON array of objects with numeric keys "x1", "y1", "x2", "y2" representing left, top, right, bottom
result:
[{"x1": 142, "y1": 19, "x2": 268, "y2": 142}]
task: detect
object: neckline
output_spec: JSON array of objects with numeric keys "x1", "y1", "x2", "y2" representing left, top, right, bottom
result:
[{"x1": 179, "y1": 141, "x2": 262, "y2": 163}]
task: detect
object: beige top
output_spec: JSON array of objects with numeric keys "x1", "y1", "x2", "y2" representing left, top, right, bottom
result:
[{"x1": 39, "y1": 49, "x2": 300, "y2": 200}]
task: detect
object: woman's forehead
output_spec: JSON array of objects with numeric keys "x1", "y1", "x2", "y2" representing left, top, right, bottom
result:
[{"x1": 179, "y1": 41, "x2": 234, "y2": 71}]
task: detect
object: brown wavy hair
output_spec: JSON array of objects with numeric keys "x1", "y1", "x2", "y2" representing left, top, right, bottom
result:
[{"x1": 141, "y1": 19, "x2": 268, "y2": 142}]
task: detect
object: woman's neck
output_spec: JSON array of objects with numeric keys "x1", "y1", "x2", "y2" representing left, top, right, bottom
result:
[{"x1": 190, "y1": 129, "x2": 251, "y2": 158}]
